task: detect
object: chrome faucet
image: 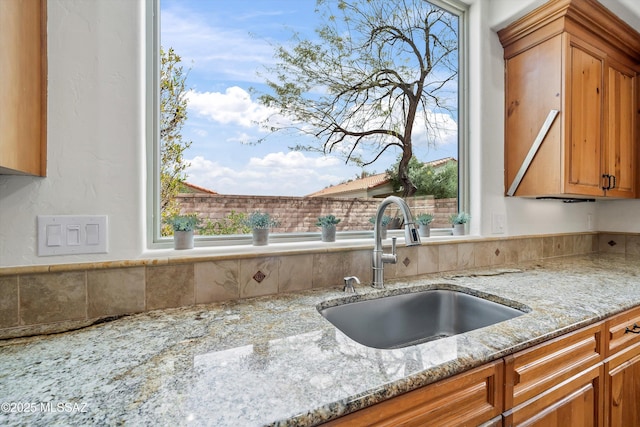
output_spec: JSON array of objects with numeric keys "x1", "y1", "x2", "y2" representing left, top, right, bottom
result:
[
  {"x1": 372, "y1": 196, "x2": 421, "y2": 289},
  {"x1": 343, "y1": 276, "x2": 360, "y2": 293}
]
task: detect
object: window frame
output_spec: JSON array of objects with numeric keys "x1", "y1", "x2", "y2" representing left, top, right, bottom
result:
[{"x1": 146, "y1": 0, "x2": 469, "y2": 249}]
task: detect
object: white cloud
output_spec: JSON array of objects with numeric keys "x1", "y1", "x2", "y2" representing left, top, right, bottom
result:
[
  {"x1": 185, "y1": 152, "x2": 349, "y2": 197},
  {"x1": 248, "y1": 151, "x2": 341, "y2": 169},
  {"x1": 186, "y1": 87, "x2": 275, "y2": 128}
]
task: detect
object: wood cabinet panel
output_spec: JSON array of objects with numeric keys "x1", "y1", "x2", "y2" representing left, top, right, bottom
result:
[
  {"x1": 603, "y1": 60, "x2": 637, "y2": 198},
  {"x1": 503, "y1": 364, "x2": 603, "y2": 427},
  {"x1": 499, "y1": 0, "x2": 640, "y2": 199},
  {"x1": 0, "y1": 0, "x2": 47, "y2": 176},
  {"x1": 504, "y1": 323, "x2": 604, "y2": 409},
  {"x1": 605, "y1": 305, "x2": 640, "y2": 357},
  {"x1": 323, "y1": 360, "x2": 503, "y2": 427},
  {"x1": 604, "y1": 342, "x2": 640, "y2": 427},
  {"x1": 504, "y1": 35, "x2": 562, "y2": 197},
  {"x1": 564, "y1": 41, "x2": 603, "y2": 196}
]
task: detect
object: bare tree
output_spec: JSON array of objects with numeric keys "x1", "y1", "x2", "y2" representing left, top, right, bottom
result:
[{"x1": 258, "y1": 0, "x2": 458, "y2": 196}]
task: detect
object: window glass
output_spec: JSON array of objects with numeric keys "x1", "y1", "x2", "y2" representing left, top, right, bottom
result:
[{"x1": 154, "y1": 0, "x2": 467, "y2": 243}]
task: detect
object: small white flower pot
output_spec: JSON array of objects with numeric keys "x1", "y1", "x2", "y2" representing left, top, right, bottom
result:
[
  {"x1": 252, "y1": 228, "x2": 269, "y2": 246},
  {"x1": 418, "y1": 223, "x2": 431, "y2": 238},
  {"x1": 174, "y1": 230, "x2": 194, "y2": 250},
  {"x1": 321, "y1": 225, "x2": 336, "y2": 242},
  {"x1": 452, "y1": 223, "x2": 465, "y2": 236}
]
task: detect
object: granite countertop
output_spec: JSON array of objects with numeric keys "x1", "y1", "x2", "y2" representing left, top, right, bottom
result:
[{"x1": 2, "y1": 254, "x2": 640, "y2": 426}]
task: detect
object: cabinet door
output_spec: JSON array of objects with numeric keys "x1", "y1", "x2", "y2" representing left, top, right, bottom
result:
[
  {"x1": 323, "y1": 360, "x2": 503, "y2": 426},
  {"x1": 504, "y1": 35, "x2": 563, "y2": 197},
  {"x1": 604, "y1": 342, "x2": 640, "y2": 427},
  {"x1": 503, "y1": 364, "x2": 603, "y2": 427},
  {"x1": 602, "y1": 59, "x2": 637, "y2": 198},
  {"x1": 0, "y1": 0, "x2": 47, "y2": 176},
  {"x1": 564, "y1": 39, "x2": 604, "y2": 196}
]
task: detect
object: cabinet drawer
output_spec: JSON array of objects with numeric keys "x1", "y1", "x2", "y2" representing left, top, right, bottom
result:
[
  {"x1": 606, "y1": 305, "x2": 640, "y2": 356},
  {"x1": 324, "y1": 359, "x2": 503, "y2": 426},
  {"x1": 504, "y1": 322, "x2": 604, "y2": 409},
  {"x1": 503, "y1": 363, "x2": 603, "y2": 427}
]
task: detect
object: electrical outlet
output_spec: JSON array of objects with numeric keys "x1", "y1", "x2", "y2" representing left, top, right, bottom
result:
[
  {"x1": 38, "y1": 215, "x2": 108, "y2": 256},
  {"x1": 587, "y1": 213, "x2": 594, "y2": 231},
  {"x1": 492, "y1": 213, "x2": 506, "y2": 234}
]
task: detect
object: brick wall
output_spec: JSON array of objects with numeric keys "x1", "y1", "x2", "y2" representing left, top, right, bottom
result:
[{"x1": 176, "y1": 194, "x2": 457, "y2": 232}]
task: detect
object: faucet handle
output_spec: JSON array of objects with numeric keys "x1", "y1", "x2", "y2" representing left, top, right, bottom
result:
[{"x1": 391, "y1": 236, "x2": 397, "y2": 256}]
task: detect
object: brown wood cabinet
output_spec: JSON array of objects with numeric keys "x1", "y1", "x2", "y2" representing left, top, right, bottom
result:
[
  {"x1": 498, "y1": 0, "x2": 640, "y2": 199},
  {"x1": 503, "y1": 322, "x2": 605, "y2": 427},
  {"x1": 323, "y1": 360, "x2": 504, "y2": 426},
  {"x1": 324, "y1": 307, "x2": 640, "y2": 426},
  {"x1": 603, "y1": 305, "x2": 640, "y2": 427},
  {"x1": 0, "y1": 0, "x2": 47, "y2": 176}
]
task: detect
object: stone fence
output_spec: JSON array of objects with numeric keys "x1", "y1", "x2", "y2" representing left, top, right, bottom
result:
[{"x1": 176, "y1": 194, "x2": 458, "y2": 233}]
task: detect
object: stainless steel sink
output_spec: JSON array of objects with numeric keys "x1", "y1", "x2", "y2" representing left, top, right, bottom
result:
[{"x1": 319, "y1": 288, "x2": 528, "y2": 349}]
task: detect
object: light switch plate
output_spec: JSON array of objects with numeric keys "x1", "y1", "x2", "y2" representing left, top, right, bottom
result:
[
  {"x1": 38, "y1": 215, "x2": 108, "y2": 256},
  {"x1": 491, "y1": 213, "x2": 506, "y2": 234}
]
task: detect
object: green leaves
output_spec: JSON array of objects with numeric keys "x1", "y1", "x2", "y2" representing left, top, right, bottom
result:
[
  {"x1": 256, "y1": 0, "x2": 458, "y2": 197},
  {"x1": 160, "y1": 47, "x2": 192, "y2": 236}
]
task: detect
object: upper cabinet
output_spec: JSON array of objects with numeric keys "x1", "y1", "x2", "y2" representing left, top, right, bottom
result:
[
  {"x1": 498, "y1": 0, "x2": 640, "y2": 199},
  {"x1": 0, "y1": 0, "x2": 47, "y2": 176}
]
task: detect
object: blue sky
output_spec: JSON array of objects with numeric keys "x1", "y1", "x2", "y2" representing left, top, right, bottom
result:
[{"x1": 161, "y1": 0, "x2": 458, "y2": 196}]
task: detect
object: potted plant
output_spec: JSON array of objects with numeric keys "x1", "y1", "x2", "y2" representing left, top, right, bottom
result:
[
  {"x1": 369, "y1": 215, "x2": 392, "y2": 239},
  {"x1": 166, "y1": 213, "x2": 201, "y2": 250},
  {"x1": 449, "y1": 212, "x2": 470, "y2": 236},
  {"x1": 243, "y1": 211, "x2": 279, "y2": 246},
  {"x1": 316, "y1": 215, "x2": 341, "y2": 242},
  {"x1": 415, "y1": 213, "x2": 434, "y2": 238}
]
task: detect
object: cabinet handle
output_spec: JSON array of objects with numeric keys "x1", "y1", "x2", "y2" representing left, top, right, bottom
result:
[
  {"x1": 624, "y1": 323, "x2": 640, "y2": 334},
  {"x1": 611, "y1": 175, "x2": 616, "y2": 190},
  {"x1": 602, "y1": 174, "x2": 611, "y2": 190}
]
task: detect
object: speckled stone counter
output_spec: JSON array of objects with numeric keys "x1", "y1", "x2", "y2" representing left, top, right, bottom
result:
[{"x1": 1, "y1": 254, "x2": 640, "y2": 426}]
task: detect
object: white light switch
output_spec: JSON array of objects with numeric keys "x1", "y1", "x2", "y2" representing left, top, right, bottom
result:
[
  {"x1": 38, "y1": 215, "x2": 108, "y2": 256},
  {"x1": 67, "y1": 225, "x2": 81, "y2": 245},
  {"x1": 86, "y1": 223, "x2": 100, "y2": 245},
  {"x1": 46, "y1": 224, "x2": 62, "y2": 246}
]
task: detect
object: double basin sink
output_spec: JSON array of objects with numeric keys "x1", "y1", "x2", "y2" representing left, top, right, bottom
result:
[{"x1": 319, "y1": 286, "x2": 529, "y2": 349}]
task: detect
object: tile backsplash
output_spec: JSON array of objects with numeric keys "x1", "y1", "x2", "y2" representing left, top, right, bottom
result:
[{"x1": 0, "y1": 232, "x2": 614, "y2": 339}]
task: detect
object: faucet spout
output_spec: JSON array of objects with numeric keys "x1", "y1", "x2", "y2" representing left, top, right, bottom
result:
[{"x1": 372, "y1": 196, "x2": 421, "y2": 289}]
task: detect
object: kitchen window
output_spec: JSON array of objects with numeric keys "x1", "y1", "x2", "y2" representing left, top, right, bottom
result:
[{"x1": 147, "y1": 0, "x2": 469, "y2": 247}]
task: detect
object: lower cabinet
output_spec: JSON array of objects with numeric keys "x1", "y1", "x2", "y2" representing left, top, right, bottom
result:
[
  {"x1": 503, "y1": 364, "x2": 602, "y2": 427},
  {"x1": 324, "y1": 307, "x2": 640, "y2": 426},
  {"x1": 323, "y1": 360, "x2": 504, "y2": 426},
  {"x1": 603, "y1": 305, "x2": 640, "y2": 427},
  {"x1": 503, "y1": 323, "x2": 604, "y2": 427}
]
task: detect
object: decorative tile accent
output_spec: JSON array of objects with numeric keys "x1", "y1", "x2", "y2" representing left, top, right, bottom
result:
[
  {"x1": 240, "y1": 257, "x2": 278, "y2": 298},
  {"x1": 253, "y1": 271, "x2": 266, "y2": 283},
  {"x1": 392, "y1": 247, "x2": 418, "y2": 278},
  {"x1": 494, "y1": 248, "x2": 500, "y2": 256},
  {"x1": 599, "y1": 234, "x2": 626, "y2": 254}
]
